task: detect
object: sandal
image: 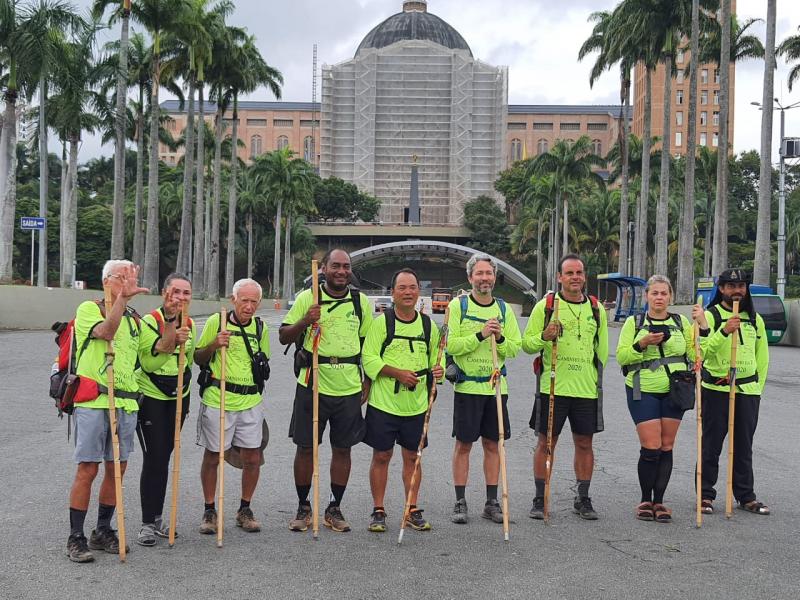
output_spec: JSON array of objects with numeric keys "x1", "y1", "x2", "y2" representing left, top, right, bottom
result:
[
  {"x1": 701, "y1": 499, "x2": 713, "y2": 515},
  {"x1": 653, "y1": 503, "x2": 672, "y2": 523},
  {"x1": 635, "y1": 501, "x2": 654, "y2": 521},
  {"x1": 738, "y1": 500, "x2": 770, "y2": 515}
]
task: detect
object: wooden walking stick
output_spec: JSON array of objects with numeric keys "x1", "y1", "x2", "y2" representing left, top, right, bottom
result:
[
  {"x1": 398, "y1": 307, "x2": 451, "y2": 545},
  {"x1": 103, "y1": 284, "x2": 127, "y2": 562},
  {"x1": 217, "y1": 308, "x2": 227, "y2": 548},
  {"x1": 491, "y1": 336, "x2": 510, "y2": 542},
  {"x1": 168, "y1": 299, "x2": 190, "y2": 547},
  {"x1": 694, "y1": 295, "x2": 704, "y2": 529},
  {"x1": 725, "y1": 300, "x2": 740, "y2": 519},
  {"x1": 311, "y1": 260, "x2": 321, "y2": 540},
  {"x1": 544, "y1": 297, "x2": 560, "y2": 522}
]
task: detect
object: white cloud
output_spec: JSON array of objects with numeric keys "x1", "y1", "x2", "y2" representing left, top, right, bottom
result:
[{"x1": 71, "y1": 0, "x2": 800, "y2": 161}]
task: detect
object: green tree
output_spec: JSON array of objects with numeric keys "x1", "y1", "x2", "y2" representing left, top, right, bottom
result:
[
  {"x1": 463, "y1": 195, "x2": 509, "y2": 257},
  {"x1": 313, "y1": 176, "x2": 379, "y2": 223}
]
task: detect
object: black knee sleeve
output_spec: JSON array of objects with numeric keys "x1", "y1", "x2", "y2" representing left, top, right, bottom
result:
[{"x1": 640, "y1": 447, "x2": 661, "y2": 462}]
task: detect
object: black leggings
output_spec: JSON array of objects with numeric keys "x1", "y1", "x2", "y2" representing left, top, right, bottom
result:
[{"x1": 139, "y1": 395, "x2": 190, "y2": 524}]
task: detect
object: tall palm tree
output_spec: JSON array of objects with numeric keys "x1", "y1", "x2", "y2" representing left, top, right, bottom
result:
[
  {"x1": 754, "y1": 1, "x2": 777, "y2": 286},
  {"x1": 237, "y1": 165, "x2": 266, "y2": 278},
  {"x1": 712, "y1": 0, "x2": 732, "y2": 275},
  {"x1": 526, "y1": 135, "x2": 605, "y2": 273},
  {"x1": 49, "y1": 21, "x2": 105, "y2": 287},
  {"x1": 779, "y1": 25, "x2": 800, "y2": 92},
  {"x1": 222, "y1": 34, "x2": 282, "y2": 295},
  {"x1": 579, "y1": 8, "x2": 636, "y2": 276},
  {"x1": 280, "y1": 159, "x2": 316, "y2": 299},
  {"x1": 676, "y1": 0, "x2": 700, "y2": 302},
  {"x1": 128, "y1": 0, "x2": 190, "y2": 289}
]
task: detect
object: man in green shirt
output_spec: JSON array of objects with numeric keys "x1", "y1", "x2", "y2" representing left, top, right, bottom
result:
[
  {"x1": 195, "y1": 278, "x2": 270, "y2": 535},
  {"x1": 280, "y1": 249, "x2": 372, "y2": 533},
  {"x1": 448, "y1": 254, "x2": 521, "y2": 525},
  {"x1": 522, "y1": 254, "x2": 609, "y2": 520},
  {"x1": 67, "y1": 260, "x2": 159, "y2": 563},
  {"x1": 136, "y1": 272, "x2": 194, "y2": 547},
  {"x1": 362, "y1": 269, "x2": 444, "y2": 533},
  {"x1": 693, "y1": 269, "x2": 770, "y2": 516}
]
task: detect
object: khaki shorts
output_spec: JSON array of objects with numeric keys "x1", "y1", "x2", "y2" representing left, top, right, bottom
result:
[
  {"x1": 197, "y1": 402, "x2": 264, "y2": 451},
  {"x1": 73, "y1": 407, "x2": 138, "y2": 463}
]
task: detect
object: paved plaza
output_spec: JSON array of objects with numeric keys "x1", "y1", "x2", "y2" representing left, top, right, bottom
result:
[{"x1": 0, "y1": 311, "x2": 798, "y2": 599}]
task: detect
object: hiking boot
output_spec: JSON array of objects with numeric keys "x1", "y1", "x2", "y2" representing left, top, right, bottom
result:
[
  {"x1": 153, "y1": 516, "x2": 176, "y2": 539},
  {"x1": 324, "y1": 505, "x2": 351, "y2": 532},
  {"x1": 136, "y1": 523, "x2": 157, "y2": 547},
  {"x1": 368, "y1": 508, "x2": 387, "y2": 533},
  {"x1": 482, "y1": 499, "x2": 504, "y2": 524},
  {"x1": 529, "y1": 496, "x2": 545, "y2": 520},
  {"x1": 451, "y1": 498, "x2": 468, "y2": 524},
  {"x1": 573, "y1": 496, "x2": 599, "y2": 520},
  {"x1": 199, "y1": 508, "x2": 217, "y2": 535},
  {"x1": 405, "y1": 508, "x2": 432, "y2": 531},
  {"x1": 235, "y1": 507, "x2": 261, "y2": 532},
  {"x1": 66, "y1": 533, "x2": 94, "y2": 563},
  {"x1": 88, "y1": 528, "x2": 129, "y2": 554},
  {"x1": 289, "y1": 504, "x2": 312, "y2": 532}
]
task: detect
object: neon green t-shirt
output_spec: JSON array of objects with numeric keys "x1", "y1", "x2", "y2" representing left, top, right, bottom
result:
[
  {"x1": 283, "y1": 286, "x2": 372, "y2": 396},
  {"x1": 197, "y1": 311, "x2": 270, "y2": 411},
  {"x1": 446, "y1": 295, "x2": 521, "y2": 396},
  {"x1": 521, "y1": 293, "x2": 609, "y2": 399},
  {"x1": 362, "y1": 311, "x2": 443, "y2": 416},
  {"x1": 136, "y1": 307, "x2": 197, "y2": 401},
  {"x1": 700, "y1": 305, "x2": 768, "y2": 395},
  {"x1": 74, "y1": 300, "x2": 142, "y2": 413},
  {"x1": 616, "y1": 314, "x2": 695, "y2": 394}
]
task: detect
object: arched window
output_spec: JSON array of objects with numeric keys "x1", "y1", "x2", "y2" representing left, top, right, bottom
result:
[
  {"x1": 592, "y1": 139, "x2": 602, "y2": 156},
  {"x1": 537, "y1": 138, "x2": 549, "y2": 155},
  {"x1": 277, "y1": 135, "x2": 289, "y2": 151},
  {"x1": 303, "y1": 136, "x2": 314, "y2": 162},
  {"x1": 250, "y1": 134, "x2": 262, "y2": 158},
  {"x1": 510, "y1": 138, "x2": 522, "y2": 162}
]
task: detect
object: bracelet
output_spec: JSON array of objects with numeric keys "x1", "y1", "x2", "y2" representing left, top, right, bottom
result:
[{"x1": 164, "y1": 315, "x2": 177, "y2": 323}]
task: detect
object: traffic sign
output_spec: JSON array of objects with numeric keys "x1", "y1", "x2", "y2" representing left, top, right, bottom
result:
[{"x1": 20, "y1": 217, "x2": 46, "y2": 230}]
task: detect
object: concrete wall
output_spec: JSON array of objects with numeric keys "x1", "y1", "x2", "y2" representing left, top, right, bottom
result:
[{"x1": 0, "y1": 286, "x2": 234, "y2": 330}]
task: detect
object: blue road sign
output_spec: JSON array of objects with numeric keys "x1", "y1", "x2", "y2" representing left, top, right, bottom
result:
[{"x1": 20, "y1": 217, "x2": 46, "y2": 230}]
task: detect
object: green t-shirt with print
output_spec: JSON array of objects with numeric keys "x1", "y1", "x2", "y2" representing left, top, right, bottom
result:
[
  {"x1": 283, "y1": 286, "x2": 372, "y2": 396},
  {"x1": 136, "y1": 307, "x2": 197, "y2": 401},
  {"x1": 197, "y1": 311, "x2": 270, "y2": 411},
  {"x1": 446, "y1": 294, "x2": 521, "y2": 396},
  {"x1": 521, "y1": 293, "x2": 609, "y2": 399},
  {"x1": 362, "y1": 311, "x2": 443, "y2": 417},
  {"x1": 616, "y1": 314, "x2": 695, "y2": 394},
  {"x1": 700, "y1": 305, "x2": 768, "y2": 395},
  {"x1": 74, "y1": 300, "x2": 142, "y2": 413}
]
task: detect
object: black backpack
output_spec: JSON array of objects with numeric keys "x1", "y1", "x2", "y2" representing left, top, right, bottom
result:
[{"x1": 379, "y1": 308, "x2": 433, "y2": 394}]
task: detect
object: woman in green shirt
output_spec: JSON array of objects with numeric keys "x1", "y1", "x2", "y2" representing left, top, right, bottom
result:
[{"x1": 616, "y1": 275, "x2": 695, "y2": 523}]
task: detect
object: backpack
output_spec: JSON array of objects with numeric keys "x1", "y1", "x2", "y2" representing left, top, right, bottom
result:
[
  {"x1": 197, "y1": 313, "x2": 267, "y2": 396},
  {"x1": 141, "y1": 309, "x2": 195, "y2": 398},
  {"x1": 284, "y1": 286, "x2": 364, "y2": 377},
  {"x1": 444, "y1": 294, "x2": 508, "y2": 384},
  {"x1": 379, "y1": 308, "x2": 434, "y2": 394},
  {"x1": 49, "y1": 300, "x2": 141, "y2": 423}
]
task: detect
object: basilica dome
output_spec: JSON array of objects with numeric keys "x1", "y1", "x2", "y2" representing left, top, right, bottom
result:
[{"x1": 355, "y1": 1, "x2": 472, "y2": 57}]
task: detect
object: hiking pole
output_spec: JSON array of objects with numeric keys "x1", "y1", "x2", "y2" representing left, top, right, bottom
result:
[
  {"x1": 398, "y1": 307, "x2": 451, "y2": 545},
  {"x1": 544, "y1": 297, "x2": 560, "y2": 523},
  {"x1": 217, "y1": 308, "x2": 227, "y2": 548},
  {"x1": 103, "y1": 284, "x2": 127, "y2": 562},
  {"x1": 694, "y1": 295, "x2": 704, "y2": 529},
  {"x1": 491, "y1": 336, "x2": 510, "y2": 542},
  {"x1": 725, "y1": 300, "x2": 740, "y2": 519},
  {"x1": 311, "y1": 260, "x2": 321, "y2": 540},
  {"x1": 169, "y1": 299, "x2": 190, "y2": 547}
]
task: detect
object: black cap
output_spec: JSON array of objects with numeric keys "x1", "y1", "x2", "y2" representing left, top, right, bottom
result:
[{"x1": 717, "y1": 269, "x2": 751, "y2": 285}]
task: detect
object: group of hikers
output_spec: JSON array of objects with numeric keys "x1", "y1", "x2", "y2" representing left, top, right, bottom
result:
[{"x1": 60, "y1": 249, "x2": 770, "y2": 563}]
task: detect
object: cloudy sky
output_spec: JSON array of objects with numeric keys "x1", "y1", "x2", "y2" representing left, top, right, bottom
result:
[{"x1": 74, "y1": 0, "x2": 800, "y2": 162}]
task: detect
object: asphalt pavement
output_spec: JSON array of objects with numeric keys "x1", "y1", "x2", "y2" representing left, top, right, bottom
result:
[{"x1": 0, "y1": 309, "x2": 798, "y2": 600}]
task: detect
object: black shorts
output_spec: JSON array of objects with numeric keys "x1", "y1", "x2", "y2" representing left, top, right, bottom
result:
[
  {"x1": 363, "y1": 405, "x2": 427, "y2": 452},
  {"x1": 452, "y1": 392, "x2": 510, "y2": 443},
  {"x1": 531, "y1": 394, "x2": 599, "y2": 436},
  {"x1": 288, "y1": 383, "x2": 365, "y2": 449}
]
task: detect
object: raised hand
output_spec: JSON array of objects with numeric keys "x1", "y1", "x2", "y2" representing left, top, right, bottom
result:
[{"x1": 119, "y1": 264, "x2": 149, "y2": 299}]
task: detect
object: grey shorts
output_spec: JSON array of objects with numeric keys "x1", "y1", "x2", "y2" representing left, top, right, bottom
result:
[
  {"x1": 196, "y1": 403, "x2": 264, "y2": 451},
  {"x1": 73, "y1": 407, "x2": 138, "y2": 463}
]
